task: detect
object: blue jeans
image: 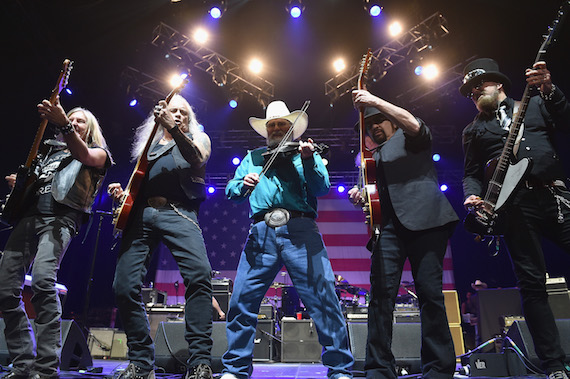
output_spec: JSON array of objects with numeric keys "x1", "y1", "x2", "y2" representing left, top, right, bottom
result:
[
  {"x1": 0, "y1": 215, "x2": 76, "y2": 377},
  {"x1": 503, "y1": 185, "x2": 570, "y2": 373},
  {"x1": 113, "y1": 204, "x2": 212, "y2": 372},
  {"x1": 366, "y1": 217, "x2": 456, "y2": 379},
  {"x1": 222, "y1": 217, "x2": 354, "y2": 379}
]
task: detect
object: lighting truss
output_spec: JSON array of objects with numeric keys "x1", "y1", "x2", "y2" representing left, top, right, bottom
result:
[
  {"x1": 395, "y1": 55, "x2": 477, "y2": 111},
  {"x1": 151, "y1": 22, "x2": 275, "y2": 108},
  {"x1": 324, "y1": 12, "x2": 450, "y2": 104},
  {"x1": 120, "y1": 66, "x2": 208, "y2": 110}
]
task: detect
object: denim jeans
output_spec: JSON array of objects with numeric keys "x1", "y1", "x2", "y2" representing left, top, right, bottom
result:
[
  {"x1": 503, "y1": 185, "x2": 570, "y2": 373},
  {"x1": 0, "y1": 215, "x2": 75, "y2": 377},
  {"x1": 113, "y1": 204, "x2": 212, "y2": 372},
  {"x1": 366, "y1": 217, "x2": 456, "y2": 379},
  {"x1": 222, "y1": 217, "x2": 354, "y2": 379}
]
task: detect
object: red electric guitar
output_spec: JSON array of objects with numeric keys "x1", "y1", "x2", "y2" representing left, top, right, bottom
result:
[
  {"x1": 112, "y1": 76, "x2": 189, "y2": 234},
  {"x1": 1, "y1": 59, "x2": 73, "y2": 225},
  {"x1": 357, "y1": 49, "x2": 382, "y2": 236}
]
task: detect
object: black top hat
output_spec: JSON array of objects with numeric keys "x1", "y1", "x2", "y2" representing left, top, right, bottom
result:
[
  {"x1": 353, "y1": 107, "x2": 387, "y2": 131},
  {"x1": 459, "y1": 58, "x2": 512, "y2": 97}
]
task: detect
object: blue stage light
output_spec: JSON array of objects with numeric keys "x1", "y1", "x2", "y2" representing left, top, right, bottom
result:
[
  {"x1": 414, "y1": 66, "x2": 423, "y2": 76},
  {"x1": 337, "y1": 185, "x2": 346, "y2": 193},
  {"x1": 232, "y1": 157, "x2": 241, "y2": 166},
  {"x1": 65, "y1": 88, "x2": 73, "y2": 95},
  {"x1": 129, "y1": 99, "x2": 138, "y2": 107},
  {"x1": 369, "y1": 5, "x2": 382, "y2": 16},
  {"x1": 209, "y1": 6, "x2": 222, "y2": 19},
  {"x1": 207, "y1": 186, "x2": 216, "y2": 194},
  {"x1": 432, "y1": 153, "x2": 441, "y2": 162},
  {"x1": 440, "y1": 184, "x2": 448, "y2": 192},
  {"x1": 290, "y1": 6, "x2": 302, "y2": 18},
  {"x1": 229, "y1": 99, "x2": 238, "y2": 108}
]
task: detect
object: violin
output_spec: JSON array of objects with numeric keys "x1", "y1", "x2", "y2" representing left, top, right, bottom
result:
[{"x1": 262, "y1": 141, "x2": 329, "y2": 161}]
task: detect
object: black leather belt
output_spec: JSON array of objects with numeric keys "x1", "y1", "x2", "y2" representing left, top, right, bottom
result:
[
  {"x1": 523, "y1": 178, "x2": 567, "y2": 190},
  {"x1": 253, "y1": 209, "x2": 315, "y2": 224}
]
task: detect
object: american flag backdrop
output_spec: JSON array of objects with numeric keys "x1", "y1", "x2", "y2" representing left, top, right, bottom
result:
[{"x1": 153, "y1": 191, "x2": 456, "y2": 305}]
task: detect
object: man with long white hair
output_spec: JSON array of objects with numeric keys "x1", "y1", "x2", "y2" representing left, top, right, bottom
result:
[
  {"x1": 0, "y1": 97, "x2": 112, "y2": 379},
  {"x1": 108, "y1": 94, "x2": 213, "y2": 379}
]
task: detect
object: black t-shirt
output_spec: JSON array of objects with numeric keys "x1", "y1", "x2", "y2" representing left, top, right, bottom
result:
[{"x1": 25, "y1": 148, "x2": 84, "y2": 226}]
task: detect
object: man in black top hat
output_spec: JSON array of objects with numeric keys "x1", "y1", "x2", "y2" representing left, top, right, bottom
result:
[
  {"x1": 349, "y1": 89, "x2": 459, "y2": 379},
  {"x1": 461, "y1": 58, "x2": 570, "y2": 379}
]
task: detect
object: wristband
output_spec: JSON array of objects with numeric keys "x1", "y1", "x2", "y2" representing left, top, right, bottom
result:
[
  {"x1": 59, "y1": 122, "x2": 75, "y2": 135},
  {"x1": 540, "y1": 84, "x2": 556, "y2": 101}
]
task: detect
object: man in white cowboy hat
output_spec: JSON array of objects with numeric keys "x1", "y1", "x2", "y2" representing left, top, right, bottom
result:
[
  {"x1": 222, "y1": 100, "x2": 354, "y2": 379},
  {"x1": 461, "y1": 58, "x2": 570, "y2": 379},
  {"x1": 349, "y1": 89, "x2": 458, "y2": 379}
]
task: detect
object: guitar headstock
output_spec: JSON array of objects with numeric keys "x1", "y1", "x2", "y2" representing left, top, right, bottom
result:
[
  {"x1": 166, "y1": 71, "x2": 192, "y2": 103},
  {"x1": 55, "y1": 59, "x2": 73, "y2": 95},
  {"x1": 357, "y1": 49, "x2": 372, "y2": 90},
  {"x1": 539, "y1": 1, "x2": 569, "y2": 54}
]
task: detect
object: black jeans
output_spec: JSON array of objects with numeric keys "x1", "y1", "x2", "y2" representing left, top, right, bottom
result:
[
  {"x1": 365, "y1": 217, "x2": 456, "y2": 379},
  {"x1": 113, "y1": 204, "x2": 212, "y2": 372},
  {"x1": 504, "y1": 185, "x2": 570, "y2": 373}
]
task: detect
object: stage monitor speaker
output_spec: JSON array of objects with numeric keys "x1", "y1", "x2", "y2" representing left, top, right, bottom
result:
[
  {"x1": 506, "y1": 319, "x2": 570, "y2": 368},
  {"x1": 347, "y1": 321, "x2": 421, "y2": 373},
  {"x1": 155, "y1": 321, "x2": 227, "y2": 374},
  {"x1": 87, "y1": 328, "x2": 115, "y2": 358},
  {"x1": 0, "y1": 319, "x2": 92, "y2": 370},
  {"x1": 477, "y1": 288, "x2": 522, "y2": 343},
  {"x1": 468, "y1": 351, "x2": 526, "y2": 377},
  {"x1": 281, "y1": 318, "x2": 321, "y2": 363},
  {"x1": 253, "y1": 320, "x2": 274, "y2": 362}
]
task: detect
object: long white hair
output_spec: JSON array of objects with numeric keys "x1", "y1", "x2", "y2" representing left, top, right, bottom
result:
[{"x1": 130, "y1": 94, "x2": 201, "y2": 161}]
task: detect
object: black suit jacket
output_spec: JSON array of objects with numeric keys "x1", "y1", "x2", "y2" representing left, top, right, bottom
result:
[{"x1": 374, "y1": 120, "x2": 458, "y2": 231}]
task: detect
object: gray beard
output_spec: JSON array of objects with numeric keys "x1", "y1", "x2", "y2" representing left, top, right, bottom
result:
[{"x1": 476, "y1": 91, "x2": 500, "y2": 115}]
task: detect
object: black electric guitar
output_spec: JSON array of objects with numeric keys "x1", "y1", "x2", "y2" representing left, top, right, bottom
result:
[
  {"x1": 464, "y1": 2, "x2": 569, "y2": 237},
  {"x1": 1, "y1": 59, "x2": 73, "y2": 225}
]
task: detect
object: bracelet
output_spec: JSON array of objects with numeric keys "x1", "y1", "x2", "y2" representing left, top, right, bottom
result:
[
  {"x1": 59, "y1": 122, "x2": 75, "y2": 135},
  {"x1": 540, "y1": 84, "x2": 556, "y2": 101}
]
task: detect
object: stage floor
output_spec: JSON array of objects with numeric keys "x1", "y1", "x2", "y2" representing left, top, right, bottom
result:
[{"x1": 3, "y1": 359, "x2": 548, "y2": 379}]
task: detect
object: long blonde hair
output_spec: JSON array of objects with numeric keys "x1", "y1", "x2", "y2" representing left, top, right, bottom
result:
[
  {"x1": 67, "y1": 107, "x2": 108, "y2": 149},
  {"x1": 130, "y1": 94, "x2": 201, "y2": 161}
]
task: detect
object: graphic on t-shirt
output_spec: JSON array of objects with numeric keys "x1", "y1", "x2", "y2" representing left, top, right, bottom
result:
[{"x1": 36, "y1": 150, "x2": 69, "y2": 196}]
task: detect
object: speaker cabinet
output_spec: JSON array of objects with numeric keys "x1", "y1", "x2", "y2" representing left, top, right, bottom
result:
[
  {"x1": 506, "y1": 319, "x2": 570, "y2": 368},
  {"x1": 280, "y1": 318, "x2": 321, "y2": 363},
  {"x1": 154, "y1": 321, "x2": 227, "y2": 374},
  {"x1": 476, "y1": 288, "x2": 522, "y2": 343},
  {"x1": 87, "y1": 328, "x2": 115, "y2": 358},
  {"x1": 253, "y1": 320, "x2": 275, "y2": 361},
  {"x1": 347, "y1": 321, "x2": 421, "y2": 373}
]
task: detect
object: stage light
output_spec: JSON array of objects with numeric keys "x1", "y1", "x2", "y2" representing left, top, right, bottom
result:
[
  {"x1": 208, "y1": 1, "x2": 227, "y2": 19},
  {"x1": 333, "y1": 58, "x2": 346, "y2": 73},
  {"x1": 207, "y1": 186, "x2": 216, "y2": 194},
  {"x1": 193, "y1": 28, "x2": 209, "y2": 45},
  {"x1": 65, "y1": 88, "x2": 72, "y2": 95},
  {"x1": 249, "y1": 58, "x2": 263, "y2": 74},
  {"x1": 337, "y1": 185, "x2": 346, "y2": 194},
  {"x1": 363, "y1": 0, "x2": 383, "y2": 17},
  {"x1": 286, "y1": 0, "x2": 305, "y2": 18},
  {"x1": 129, "y1": 99, "x2": 138, "y2": 107},
  {"x1": 440, "y1": 184, "x2": 448, "y2": 192},
  {"x1": 432, "y1": 153, "x2": 441, "y2": 162},
  {"x1": 229, "y1": 99, "x2": 238, "y2": 108},
  {"x1": 414, "y1": 66, "x2": 423, "y2": 76},
  {"x1": 169, "y1": 73, "x2": 188, "y2": 88},
  {"x1": 422, "y1": 64, "x2": 439, "y2": 80},
  {"x1": 232, "y1": 157, "x2": 241, "y2": 166},
  {"x1": 388, "y1": 21, "x2": 403, "y2": 36}
]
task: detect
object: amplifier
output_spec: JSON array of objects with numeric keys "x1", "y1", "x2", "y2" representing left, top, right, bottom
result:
[
  {"x1": 212, "y1": 278, "x2": 233, "y2": 292},
  {"x1": 281, "y1": 318, "x2": 321, "y2": 363},
  {"x1": 142, "y1": 288, "x2": 167, "y2": 306}
]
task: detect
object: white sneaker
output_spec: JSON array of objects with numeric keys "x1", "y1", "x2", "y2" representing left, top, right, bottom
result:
[{"x1": 219, "y1": 374, "x2": 238, "y2": 379}]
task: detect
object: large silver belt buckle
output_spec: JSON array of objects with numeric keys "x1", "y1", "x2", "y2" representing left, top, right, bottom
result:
[{"x1": 264, "y1": 208, "x2": 290, "y2": 227}]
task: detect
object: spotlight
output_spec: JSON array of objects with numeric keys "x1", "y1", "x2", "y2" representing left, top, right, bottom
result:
[
  {"x1": 422, "y1": 64, "x2": 439, "y2": 80},
  {"x1": 363, "y1": 0, "x2": 383, "y2": 17},
  {"x1": 286, "y1": 0, "x2": 305, "y2": 18},
  {"x1": 207, "y1": 0, "x2": 227, "y2": 19},
  {"x1": 388, "y1": 21, "x2": 403, "y2": 37},
  {"x1": 193, "y1": 28, "x2": 209, "y2": 45},
  {"x1": 337, "y1": 185, "x2": 346, "y2": 194},
  {"x1": 440, "y1": 184, "x2": 448, "y2": 192},
  {"x1": 231, "y1": 157, "x2": 241, "y2": 166},
  {"x1": 129, "y1": 99, "x2": 138, "y2": 107},
  {"x1": 229, "y1": 99, "x2": 238, "y2": 108},
  {"x1": 333, "y1": 58, "x2": 346, "y2": 73},
  {"x1": 169, "y1": 73, "x2": 188, "y2": 88},
  {"x1": 65, "y1": 88, "x2": 73, "y2": 95},
  {"x1": 248, "y1": 58, "x2": 263, "y2": 74},
  {"x1": 207, "y1": 186, "x2": 216, "y2": 194},
  {"x1": 432, "y1": 153, "x2": 441, "y2": 162}
]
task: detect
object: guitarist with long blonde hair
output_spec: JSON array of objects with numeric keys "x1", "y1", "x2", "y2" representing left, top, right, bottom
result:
[{"x1": 0, "y1": 96, "x2": 112, "y2": 379}]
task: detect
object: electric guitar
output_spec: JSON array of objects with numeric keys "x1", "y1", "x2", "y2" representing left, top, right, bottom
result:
[
  {"x1": 357, "y1": 49, "x2": 382, "y2": 235},
  {"x1": 464, "y1": 2, "x2": 569, "y2": 238},
  {"x1": 1, "y1": 59, "x2": 73, "y2": 225},
  {"x1": 112, "y1": 76, "x2": 189, "y2": 234}
]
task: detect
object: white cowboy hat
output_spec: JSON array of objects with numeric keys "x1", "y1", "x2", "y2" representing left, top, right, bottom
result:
[
  {"x1": 471, "y1": 279, "x2": 488, "y2": 290},
  {"x1": 249, "y1": 100, "x2": 308, "y2": 139}
]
